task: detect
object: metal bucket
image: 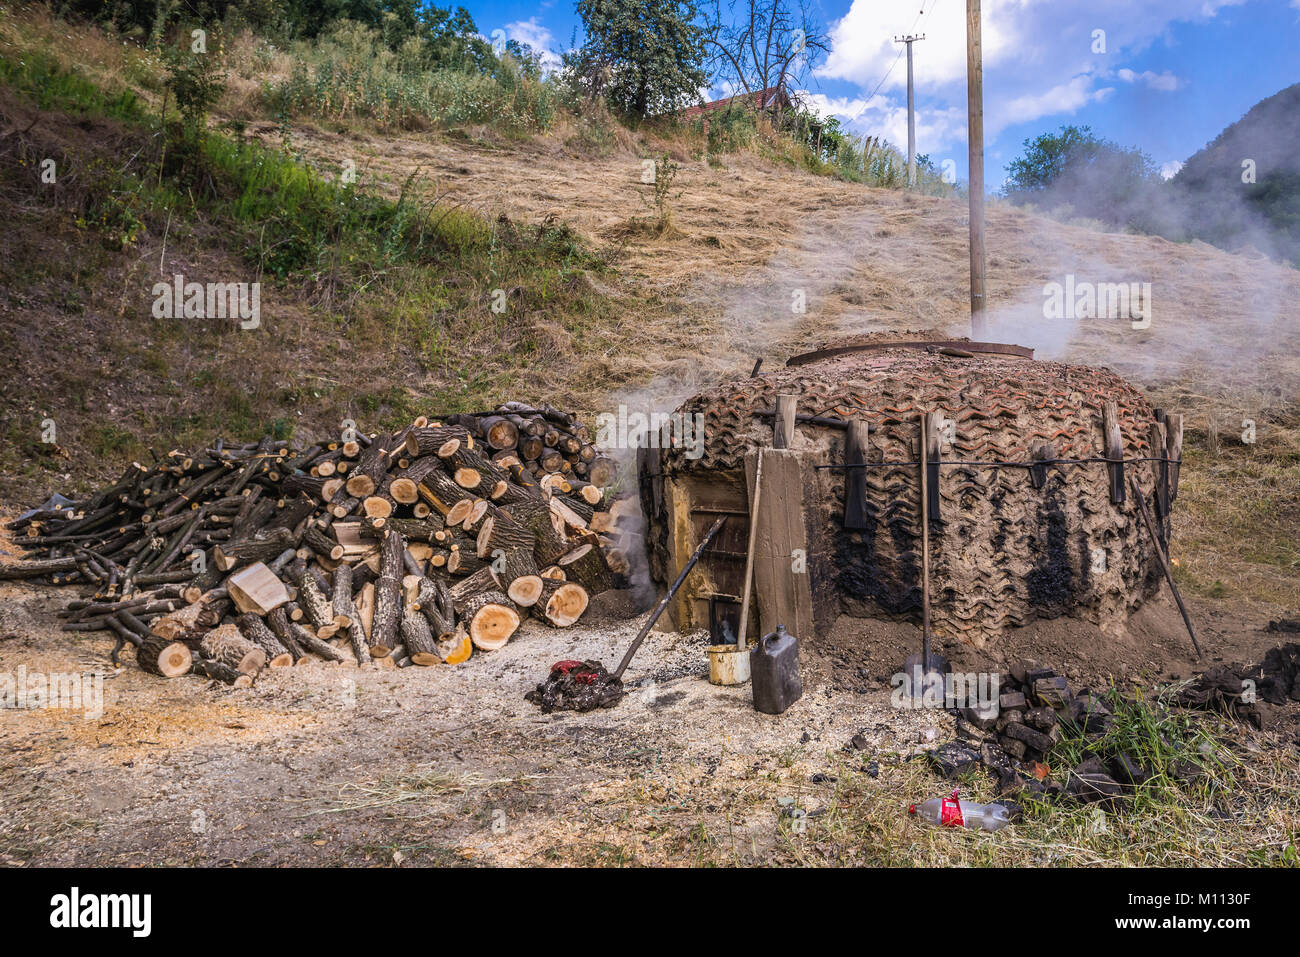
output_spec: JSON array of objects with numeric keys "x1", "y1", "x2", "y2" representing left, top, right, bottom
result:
[{"x1": 706, "y1": 644, "x2": 750, "y2": 685}]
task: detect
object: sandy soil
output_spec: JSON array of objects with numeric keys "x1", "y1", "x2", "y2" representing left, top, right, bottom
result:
[{"x1": 1, "y1": 572, "x2": 1293, "y2": 867}]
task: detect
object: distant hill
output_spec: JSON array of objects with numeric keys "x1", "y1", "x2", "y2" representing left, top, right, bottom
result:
[{"x1": 1171, "y1": 83, "x2": 1300, "y2": 264}]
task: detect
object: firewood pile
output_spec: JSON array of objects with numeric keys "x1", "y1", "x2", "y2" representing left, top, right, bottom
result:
[{"x1": 1, "y1": 403, "x2": 633, "y2": 685}]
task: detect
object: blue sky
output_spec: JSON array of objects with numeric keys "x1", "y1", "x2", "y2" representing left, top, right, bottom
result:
[{"x1": 471, "y1": 0, "x2": 1300, "y2": 190}]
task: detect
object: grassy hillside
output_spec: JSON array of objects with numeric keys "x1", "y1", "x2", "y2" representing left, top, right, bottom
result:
[{"x1": 0, "y1": 6, "x2": 631, "y2": 503}]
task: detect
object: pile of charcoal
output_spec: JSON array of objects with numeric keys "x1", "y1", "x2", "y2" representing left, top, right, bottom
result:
[
  {"x1": 926, "y1": 664, "x2": 1160, "y2": 809},
  {"x1": 525, "y1": 659, "x2": 624, "y2": 713}
]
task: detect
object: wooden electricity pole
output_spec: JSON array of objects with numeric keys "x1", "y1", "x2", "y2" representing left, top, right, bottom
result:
[
  {"x1": 894, "y1": 34, "x2": 925, "y2": 188},
  {"x1": 966, "y1": 0, "x2": 988, "y2": 337}
]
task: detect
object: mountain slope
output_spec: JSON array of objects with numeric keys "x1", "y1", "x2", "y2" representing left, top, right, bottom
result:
[{"x1": 1172, "y1": 82, "x2": 1300, "y2": 263}]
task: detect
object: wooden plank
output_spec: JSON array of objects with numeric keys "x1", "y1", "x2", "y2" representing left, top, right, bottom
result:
[
  {"x1": 843, "y1": 420, "x2": 870, "y2": 530},
  {"x1": 744, "y1": 449, "x2": 815, "y2": 643},
  {"x1": 773, "y1": 394, "x2": 798, "y2": 449}
]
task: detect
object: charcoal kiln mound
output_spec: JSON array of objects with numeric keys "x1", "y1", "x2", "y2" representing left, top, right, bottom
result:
[{"x1": 640, "y1": 338, "x2": 1182, "y2": 648}]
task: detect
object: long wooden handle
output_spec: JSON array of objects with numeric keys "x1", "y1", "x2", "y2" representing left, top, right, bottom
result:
[
  {"x1": 736, "y1": 450, "x2": 765, "y2": 651},
  {"x1": 611, "y1": 517, "x2": 726, "y2": 680}
]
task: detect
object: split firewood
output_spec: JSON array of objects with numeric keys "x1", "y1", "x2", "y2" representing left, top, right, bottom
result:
[
  {"x1": 370, "y1": 529, "x2": 405, "y2": 654},
  {"x1": 266, "y1": 605, "x2": 347, "y2": 663},
  {"x1": 493, "y1": 547, "x2": 544, "y2": 607},
  {"x1": 448, "y1": 566, "x2": 500, "y2": 603},
  {"x1": 399, "y1": 609, "x2": 440, "y2": 665},
  {"x1": 331, "y1": 563, "x2": 370, "y2": 666},
  {"x1": 191, "y1": 657, "x2": 252, "y2": 687},
  {"x1": 211, "y1": 526, "x2": 296, "y2": 573},
  {"x1": 8, "y1": 400, "x2": 619, "y2": 680},
  {"x1": 226, "y1": 562, "x2": 291, "y2": 616},
  {"x1": 556, "y1": 543, "x2": 615, "y2": 596},
  {"x1": 285, "y1": 559, "x2": 336, "y2": 635}
]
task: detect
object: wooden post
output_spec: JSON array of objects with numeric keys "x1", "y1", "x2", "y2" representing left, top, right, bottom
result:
[
  {"x1": 736, "y1": 449, "x2": 764, "y2": 650},
  {"x1": 1029, "y1": 440, "x2": 1055, "y2": 490},
  {"x1": 773, "y1": 394, "x2": 797, "y2": 450},
  {"x1": 1149, "y1": 421, "x2": 1170, "y2": 523},
  {"x1": 1164, "y1": 412, "x2": 1183, "y2": 501},
  {"x1": 843, "y1": 420, "x2": 871, "y2": 530},
  {"x1": 966, "y1": 0, "x2": 987, "y2": 338},
  {"x1": 924, "y1": 411, "x2": 943, "y2": 522},
  {"x1": 1102, "y1": 400, "x2": 1125, "y2": 504}
]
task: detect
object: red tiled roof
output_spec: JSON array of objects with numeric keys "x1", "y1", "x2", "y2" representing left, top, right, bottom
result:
[{"x1": 678, "y1": 85, "x2": 791, "y2": 117}]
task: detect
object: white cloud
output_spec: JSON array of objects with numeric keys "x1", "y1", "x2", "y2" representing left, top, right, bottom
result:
[
  {"x1": 799, "y1": 90, "x2": 967, "y2": 155},
  {"x1": 814, "y1": 0, "x2": 1242, "y2": 157},
  {"x1": 505, "y1": 17, "x2": 562, "y2": 72},
  {"x1": 1116, "y1": 68, "x2": 1181, "y2": 90},
  {"x1": 1160, "y1": 159, "x2": 1185, "y2": 178}
]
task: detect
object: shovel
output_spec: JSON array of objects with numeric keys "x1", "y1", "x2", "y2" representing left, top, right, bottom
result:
[{"x1": 527, "y1": 517, "x2": 727, "y2": 711}]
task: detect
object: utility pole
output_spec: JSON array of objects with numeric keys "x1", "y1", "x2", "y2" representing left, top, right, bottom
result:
[
  {"x1": 966, "y1": 0, "x2": 987, "y2": 337},
  {"x1": 893, "y1": 34, "x2": 924, "y2": 188}
]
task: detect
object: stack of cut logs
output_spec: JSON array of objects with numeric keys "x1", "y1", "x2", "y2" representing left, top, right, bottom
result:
[{"x1": 1, "y1": 403, "x2": 628, "y2": 686}]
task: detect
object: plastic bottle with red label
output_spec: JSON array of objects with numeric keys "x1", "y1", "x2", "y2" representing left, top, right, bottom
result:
[{"x1": 908, "y1": 788, "x2": 1011, "y2": 831}]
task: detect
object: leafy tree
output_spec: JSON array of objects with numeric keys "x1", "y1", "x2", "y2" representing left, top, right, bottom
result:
[
  {"x1": 570, "y1": 0, "x2": 707, "y2": 118},
  {"x1": 1003, "y1": 124, "x2": 1163, "y2": 227}
]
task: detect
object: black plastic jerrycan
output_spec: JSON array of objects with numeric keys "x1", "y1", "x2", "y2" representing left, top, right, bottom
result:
[{"x1": 751, "y1": 625, "x2": 802, "y2": 714}]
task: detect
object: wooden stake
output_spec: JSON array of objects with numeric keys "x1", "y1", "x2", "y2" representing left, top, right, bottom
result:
[
  {"x1": 1102, "y1": 400, "x2": 1125, "y2": 504},
  {"x1": 773, "y1": 394, "x2": 797, "y2": 450},
  {"x1": 1132, "y1": 476, "x2": 1201, "y2": 658}
]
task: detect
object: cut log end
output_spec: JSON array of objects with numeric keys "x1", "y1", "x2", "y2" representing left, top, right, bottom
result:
[{"x1": 506, "y1": 575, "x2": 544, "y2": 608}]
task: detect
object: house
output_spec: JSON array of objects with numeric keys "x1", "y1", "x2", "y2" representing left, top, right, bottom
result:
[{"x1": 677, "y1": 84, "x2": 793, "y2": 121}]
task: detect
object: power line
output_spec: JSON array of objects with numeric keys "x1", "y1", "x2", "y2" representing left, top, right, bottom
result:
[{"x1": 848, "y1": 0, "x2": 936, "y2": 125}]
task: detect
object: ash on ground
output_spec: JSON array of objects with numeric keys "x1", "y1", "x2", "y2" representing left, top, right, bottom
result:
[{"x1": 526, "y1": 659, "x2": 626, "y2": 713}]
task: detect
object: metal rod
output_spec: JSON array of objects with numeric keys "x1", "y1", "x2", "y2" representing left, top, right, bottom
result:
[
  {"x1": 611, "y1": 517, "x2": 726, "y2": 680},
  {"x1": 1132, "y1": 477, "x2": 1202, "y2": 658}
]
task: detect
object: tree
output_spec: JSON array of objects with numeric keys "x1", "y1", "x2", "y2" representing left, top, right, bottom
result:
[
  {"x1": 1003, "y1": 124, "x2": 1163, "y2": 227},
  {"x1": 570, "y1": 0, "x2": 708, "y2": 118},
  {"x1": 701, "y1": 0, "x2": 828, "y2": 100}
]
